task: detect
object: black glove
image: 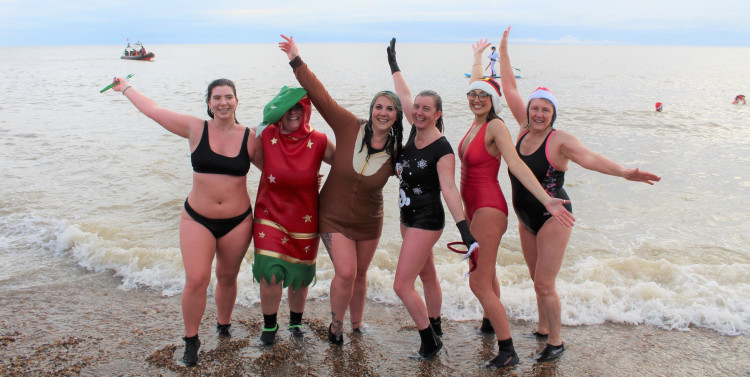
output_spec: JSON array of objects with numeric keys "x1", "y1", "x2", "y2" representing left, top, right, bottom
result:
[
  {"x1": 387, "y1": 38, "x2": 400, "y2": 74},
  {"x1": 456, "y1": 220, "x2": 477, "y2": 249}
]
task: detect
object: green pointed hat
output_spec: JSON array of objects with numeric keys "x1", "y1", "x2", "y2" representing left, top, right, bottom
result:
[{"x1": 257, "y1": 86, "x2": 308, "y2": 136}]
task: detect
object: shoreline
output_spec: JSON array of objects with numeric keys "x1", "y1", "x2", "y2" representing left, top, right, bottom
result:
[{"x1": 1, "y1": 269, "x2": 748, "y2": 376}]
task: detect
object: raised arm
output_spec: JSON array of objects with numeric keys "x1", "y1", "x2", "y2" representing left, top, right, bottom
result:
[
  {"x1": 488, "y1": 119, "x2": 575, "y2": 226},
  {"x1": 559, "y1": 131, "x2": 661, "y2": 184},
  {"x1": 387, "y1": 38, "x2": 414, "y2": 125},
  {"x1": 470, "y1": 39, "x2": 491, "y2": 82},
  {"x1": 499, "y1": 26, "x2": 528, "y2": 137},
  {"x1": 112, "y1": 77, "x2": 201, "y2": 139},
  {"x1": 279, "y1": 34, "x2": 357, "y2": 134}
]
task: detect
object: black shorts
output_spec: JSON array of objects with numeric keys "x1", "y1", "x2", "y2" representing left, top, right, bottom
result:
[{"x1": 400, "y1": 191, "x2": 445, "y2": 231}]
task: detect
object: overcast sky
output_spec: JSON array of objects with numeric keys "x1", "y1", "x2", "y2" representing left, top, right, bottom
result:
[{"x1": 1, "y1": 0, "x2": 748, "y2": 46}]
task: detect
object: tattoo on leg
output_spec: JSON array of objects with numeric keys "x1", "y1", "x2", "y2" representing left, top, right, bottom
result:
[
  {"x1": 330, "y1": 312, "x2": 343, "y2": 334},
  {"x1": 351, "y1": 320, "x2": 361, "y2": 329},
  {"x1": 321, "y1": 233, "x2": 333, "y2": 259}
]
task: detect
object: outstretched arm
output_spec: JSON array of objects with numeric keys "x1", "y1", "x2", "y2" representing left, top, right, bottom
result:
[
  {"x1": 499, "y1": 26, "x2": 528, "y2": 136},
  {"x1": 560, "y1": 132, "x2": 662, "y2": 184},
  {"x1": 470, "y1": 39, "x2": 491, "y2": 82},
  {"x1": 388, "y1": 38, "x2": 414, "y2": 125},
  {"x1": 112, "y1": 77, "x2": 200, "y2": 139},
  {"x1": 489, "y1": 120, "x2": 576, "y2": 226}
]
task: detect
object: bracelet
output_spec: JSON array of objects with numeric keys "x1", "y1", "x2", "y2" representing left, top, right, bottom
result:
[{"x1": 122, "y1": 86, "x2": 132, "y2": 95}]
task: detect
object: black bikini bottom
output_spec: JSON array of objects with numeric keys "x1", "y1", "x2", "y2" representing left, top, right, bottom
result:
[{"x1": 184, "y1": 199, "x2": 252, "y2": 239}]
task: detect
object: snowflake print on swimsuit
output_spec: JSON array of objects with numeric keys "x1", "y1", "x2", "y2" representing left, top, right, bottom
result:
[
  {"x1": 413, "y1": 186, "x2": 423, "y2": 195},
  {"x1": 417, "y1": 159, "x2": 428, "y2": 169}
]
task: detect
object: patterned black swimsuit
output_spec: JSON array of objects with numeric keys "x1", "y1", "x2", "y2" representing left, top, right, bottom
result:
[
  {"x1": 396, "y1": 126, "x2": 454, "y2": 231},
  {"x1": 509, "y1": 130, "x2": 572, "y2": 234}
]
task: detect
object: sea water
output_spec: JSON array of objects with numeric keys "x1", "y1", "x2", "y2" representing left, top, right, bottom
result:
[{"x1": 0, "y1": 43, "x2": 748, "y2": 336}]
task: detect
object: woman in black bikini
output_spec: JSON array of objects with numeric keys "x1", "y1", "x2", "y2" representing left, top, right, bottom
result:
[{"x1": 111, "y1": 77, "x2": 256, "y2": 367}]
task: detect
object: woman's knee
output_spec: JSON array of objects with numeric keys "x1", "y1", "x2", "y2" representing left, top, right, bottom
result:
[
  {"x1": 534, "y1": 277, "x2": 556, "y2": 297},
  {"x1": 393, "y1": 276, "x2": 414, "y2": 298},
  {"x1": 215, "y1": 267, "x2": 240, "y2": 285},
  {"x1": 334, "y1": 266, "x2": 357, "y2": 286},
  {"x1": 184, "y1": 272, "x2": 211, "y2": 294},
  {"x1": 469, "y1": 272, "x2": 496, "y2": 296}
]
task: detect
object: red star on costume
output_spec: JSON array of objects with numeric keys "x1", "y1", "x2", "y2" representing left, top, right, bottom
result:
[
  {"x1": 268, "y1": 175, "x2": 276, "y2": 183},
  {"x1": 303, "y1": 215, "x2": 312, "y2": 223},
  {"x1": 307, "y1": 139, "x2": 314, "y2": 149},
  {"x1": 271, "y1": 137, "x2": 278, "y2": 145},
  {"x1": 259, "y1": 232, "x2": 265, "y2": 238},
  {"x1": 281, "y1": 236, "x2": 289, "y2": 244}
]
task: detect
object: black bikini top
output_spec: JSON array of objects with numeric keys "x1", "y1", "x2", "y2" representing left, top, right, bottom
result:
[{"x1": 191, "y1": 121, "x2": 251, "y2": 176}]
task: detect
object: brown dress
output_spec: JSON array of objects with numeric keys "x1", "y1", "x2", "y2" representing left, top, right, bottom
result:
[{"x1": 291, "y1": 57, "x2": 394, "y2": 240}]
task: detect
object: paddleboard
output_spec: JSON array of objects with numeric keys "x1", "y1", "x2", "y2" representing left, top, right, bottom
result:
[{"x1": 464, "y1": 73, "x2": 521, "y2": 79}]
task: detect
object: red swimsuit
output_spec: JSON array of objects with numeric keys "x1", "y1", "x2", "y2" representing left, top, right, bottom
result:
[{"x1": 458, "y1": 121, "x2": 508, "y2": 221}]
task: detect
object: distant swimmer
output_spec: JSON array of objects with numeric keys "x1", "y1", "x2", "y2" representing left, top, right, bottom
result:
[
  {"x1": 732, "y1": 94, "x2": 746, "y2": 105},
  {"x1": 655, "y1": 102, "x2": 663, "y2": 112}
]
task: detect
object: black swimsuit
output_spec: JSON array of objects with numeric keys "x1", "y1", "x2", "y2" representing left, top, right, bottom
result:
[
  {"x1": 509, "y1": 130, "x2": 572, "y2": 234},
  {"x1": 396, "y1": 126, "x2": 454, "y2": 231},
  {"x1": 191, "y1": 121, "x2": 251, "y2": 176},
  {"x1": 185, "y1": 121, "x2": 252, "y2": 239}
]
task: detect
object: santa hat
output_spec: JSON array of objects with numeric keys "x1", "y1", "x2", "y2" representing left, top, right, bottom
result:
[
  {"x1": 655, "y1": 102, "x2": 663, "y2": 111},
  {"x1": 467, "y1": 77, "x2": 502, "y2": 112},
  {"x1": 527, "y1": 87, "x2": 558, "y2": 113}
]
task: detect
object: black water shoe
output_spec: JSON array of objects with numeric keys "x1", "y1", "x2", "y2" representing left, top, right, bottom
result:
[
  {"x1": 533, "y1": 342, "x2": 565, "y2": 362},
  {"x1": 480, "y1": 317, "x2": 494, "y2": 334},
  {"x1": 429, "y1": 316, "x2": 443, "y2": 337},
  {"x1": 484, "y1": 349, "x2": 519, "y2": 368},
  {"x1": 289, "y1": 324, "x2": 305, "y2": 337},
  {"x1": 216, "y1": 322, "x2": 231, "y2": 337},
  {"x1": 260, "y1": 323, "x2": 278, "y2": 345},
  {"x1": 328, "y1": 324, "x2": 343, "y2": 345},
  {"x1": 182, "y1": 335, "x2": 200, "y2": 367}
]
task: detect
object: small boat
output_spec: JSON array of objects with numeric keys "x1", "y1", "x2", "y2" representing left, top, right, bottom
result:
[{"x1": 121, "y1": 41, "x2": 155, "y2": 61}]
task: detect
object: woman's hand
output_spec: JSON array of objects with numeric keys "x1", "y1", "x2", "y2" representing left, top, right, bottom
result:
[
  {"x1": 112, "y1": 77, "x2": 130, "y2": 92},
  {"x1": 279, "y1": 34, "x2": 299, "y2": 60},
  {"x1": 472, "y1": 38, "x2": 490, "y2": 57},
  {"x1": 623, "y1": 168, "x2": 661, "y2": 185},
  {"x1": 544, "y1": 198, "x2": 576, "y2": 227},
  {"x1": 500, "y1": 26, "x2": 511, "y2": 54},
  {"x1": 387, "y1": 38, "x2": 400, "y2": 74}
]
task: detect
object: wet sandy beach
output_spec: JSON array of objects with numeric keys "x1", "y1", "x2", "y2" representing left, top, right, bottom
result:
[{"x1": 1, "y1": 268, "x2": 748, "y2": 376}]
